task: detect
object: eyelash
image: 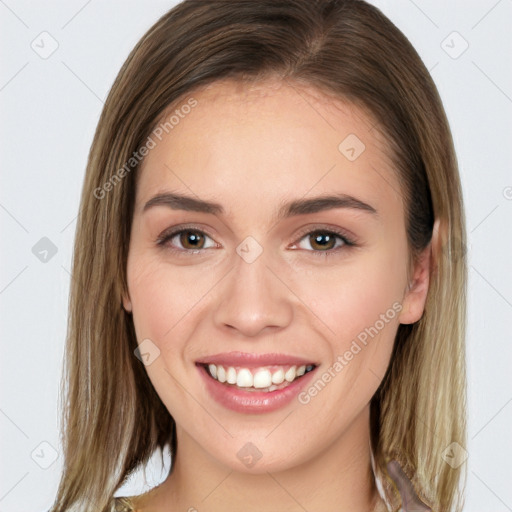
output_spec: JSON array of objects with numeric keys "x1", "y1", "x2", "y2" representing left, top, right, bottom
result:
[{"x1": 155, "y1": 224, "x2": 357, "y2": 258}]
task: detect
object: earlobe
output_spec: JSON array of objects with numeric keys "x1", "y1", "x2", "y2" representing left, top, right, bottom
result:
[
  {"x1": 399, "y1": 218, "x2": 440, "y2": 325},
  {"x1": 399, "y1": 249, "x2": 431, "y2": 325},
  {"x1": 122, "y1": 291, "x2": 132, "y2": 313}
]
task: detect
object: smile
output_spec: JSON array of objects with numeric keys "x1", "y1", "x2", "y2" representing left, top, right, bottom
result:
[
  {"x1": 195, "y1": 352, "x2": 319, "y2": 413},
  {"x1": 203, "y1": 363, "x2": 316, "y2": 392}
]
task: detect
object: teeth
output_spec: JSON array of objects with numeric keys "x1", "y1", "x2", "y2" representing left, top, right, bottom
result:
[
  {"x1": 205, "y1": 363, "x2": 315, "y2": 390},
  {"x1": 271, "y1": 368, "x2": 285, "y2": 384},
  {"x1": 253, "y1": 369, "x2": 272, "y2": 388},
  {"x1": 284, "y1": 365, "x2": 297, "y2": 382},
  {"x1": 227, "y1": 367, "x2": 237, "y2": 384},
  {"x1": 217, "y1": 365, "x2": 226, "y2": 383},
  {"x1": 236, "y1": 368, "x2": 253, "y2": 387}
]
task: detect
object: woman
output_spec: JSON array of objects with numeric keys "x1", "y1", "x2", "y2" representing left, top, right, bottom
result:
[{"x1": 51, "y1": 0, "x2": 467, "y2": 510}]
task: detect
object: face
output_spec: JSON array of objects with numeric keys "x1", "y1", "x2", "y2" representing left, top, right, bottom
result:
[{"x1": 123, "y1": 79, "x2": 430, "y2": 474}]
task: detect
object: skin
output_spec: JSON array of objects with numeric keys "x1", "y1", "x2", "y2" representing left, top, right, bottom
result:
[{"x1": 122, "y1": 78, "x2": 435, "y2": 512}]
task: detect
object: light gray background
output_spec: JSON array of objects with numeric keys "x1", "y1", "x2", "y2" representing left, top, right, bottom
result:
[{"x1": 1, "y1": 1, "x2": 511, "y2": 510}]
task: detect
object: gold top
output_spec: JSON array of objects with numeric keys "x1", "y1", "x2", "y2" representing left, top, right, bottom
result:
[{"x1": 113, "y1": 497, "x2": 135, "y2": 512}]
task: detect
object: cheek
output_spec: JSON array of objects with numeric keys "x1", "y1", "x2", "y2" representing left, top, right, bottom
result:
[
  {"x1": 294, "y1": 250, "x2": 407, "y2": 341},
  {"x1": 288, "y1": 248, "x2": 407, "y2": 406},
  {"x1": 126, "y1": 253, "x2": 219, "y2": 355},
  {"x1": 126, "y1": 255, "x2": 214, "y2": 416},
  {"x1": 290, "y1": 267, "x2": 404, "y2": 420}
]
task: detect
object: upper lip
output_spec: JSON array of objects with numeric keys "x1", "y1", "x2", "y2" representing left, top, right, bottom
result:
[{"x1": 195, "y1": 351, "x2": 317, "y2": 368}]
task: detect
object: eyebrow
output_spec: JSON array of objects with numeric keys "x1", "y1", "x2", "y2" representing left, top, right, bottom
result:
[{"x1": 142, "y1": 192, "x2": 377, "y2": 219}]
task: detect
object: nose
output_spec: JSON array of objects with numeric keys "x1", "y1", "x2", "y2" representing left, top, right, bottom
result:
[{"x1": 212, "y1": 246, "x2": 294, "y2": 338}]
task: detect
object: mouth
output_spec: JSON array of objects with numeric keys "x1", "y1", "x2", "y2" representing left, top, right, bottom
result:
[
  {"x1": 198, "y1": 362, "x2": 317, "y2": 393},
  {"x1": 194, "y1": 352, "x2": 319, "y2": 413}
]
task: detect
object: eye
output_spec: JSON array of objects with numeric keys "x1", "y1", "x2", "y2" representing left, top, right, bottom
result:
[
  {"x1": 156, "y1": 225, "x2": 356, "y2": 257},
  {"x1": 292, "y1": 228, "x2": 355, "y2": 255},
  {"x1": 156, "y1": 227, "x2": 217, "y2": 252}
]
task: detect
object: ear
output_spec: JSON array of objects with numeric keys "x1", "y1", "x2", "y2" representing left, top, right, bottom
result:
[
  {"x1": 122, "y1": 289, "x2": 132, "y2": 313},
  {"x1": 398, "y1": 218, "x2": 440, "y2": 325}
]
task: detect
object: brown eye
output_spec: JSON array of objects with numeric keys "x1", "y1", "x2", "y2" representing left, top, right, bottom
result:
[
  {"x1": 156, "y1": 227, "x2": 218, "y2": 254},
  {"x1": 307, "y1": 232, "x2": 338, "y2": 251},
  {"x1": 292, "y1": 228, "x2": 355, "y2": 257},
  {"x1": 179, "y1": 230, "x2": 206, "y2": 249}
]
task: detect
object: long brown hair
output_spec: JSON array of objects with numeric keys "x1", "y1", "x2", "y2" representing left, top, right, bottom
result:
[{"x1": 51, "y1": 1, "x2": 467, "y2": 510}]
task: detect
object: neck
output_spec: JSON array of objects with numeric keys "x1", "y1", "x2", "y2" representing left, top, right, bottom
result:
[{"x1": 136, "y1": 405, "x2": 386, "y2": 512}]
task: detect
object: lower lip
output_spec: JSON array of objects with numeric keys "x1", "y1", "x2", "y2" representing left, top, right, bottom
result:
[{"x1": 196, "y1": 364, "x2": 318, "y2": 414}]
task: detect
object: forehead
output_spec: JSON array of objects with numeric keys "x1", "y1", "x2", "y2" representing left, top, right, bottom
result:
[{"x1": 135, "y1": 79, "x2": 402, "y2": 221}]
